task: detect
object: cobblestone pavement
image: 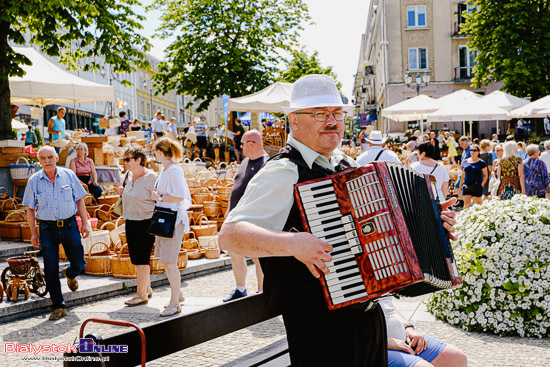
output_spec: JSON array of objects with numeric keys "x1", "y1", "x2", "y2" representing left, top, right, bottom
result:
[{"x1": 0, "y1": 265, "x2": 549, "y2": 366}]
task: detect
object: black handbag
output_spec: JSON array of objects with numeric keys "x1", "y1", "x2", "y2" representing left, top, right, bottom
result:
[{"x1": 147, "y1": 206, "x2": 177, "y2": 238}]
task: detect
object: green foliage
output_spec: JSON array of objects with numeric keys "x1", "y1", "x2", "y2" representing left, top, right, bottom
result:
[
  {"x1": 149, "y1": 0, "x2": 310, "y2": 111},
  {"x1": 34, "y1": 127, "x2": 42, "y2": 146},
  {"x1": 0, "y1": 0, "x2": 152, "y2": 140},
  {"x1": 277, "y1": 48, "x2": 341, "y2": 89},
  {"x1": 463, "y1": 0, "x2": 550, "y2": 100}
]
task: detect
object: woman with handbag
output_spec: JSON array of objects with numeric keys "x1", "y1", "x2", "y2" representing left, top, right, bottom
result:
[
  {"x1": 69, "y1": 142, "x2": 103, "y2": 200},
  {"x1": 120, "y1": 144, "x2": 158, "y2": 306},
  {"x1": 496, "y1": 141, "x2": 526, "y2": 199},
  {"x1": 151, "y1": 137, "x2": 192, "y2": 317},
  {"x1": 458, "y1": 144, "x2": 488, "y2": 209}
]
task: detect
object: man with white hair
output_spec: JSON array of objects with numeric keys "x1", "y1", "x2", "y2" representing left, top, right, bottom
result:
[
  {"x1": 356, "y1": 130, "x2": 400, "y2": 165},
  {"x1": 219, "y1": 74, "x2": 458, "y2": 366},
  {"x1": 223, "y1": 130, "x2": 266, "y2": 302},
  {"x1": 23, "y1": 146, "x2": 90, "y2": 320}
]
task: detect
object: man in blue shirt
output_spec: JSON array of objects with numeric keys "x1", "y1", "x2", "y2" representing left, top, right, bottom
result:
[
  {"x1": 459, "y1": 136, "x2": 471, "y2": 166},
  {"x1": 23, "y1": 146, "x2": 91, "y2": 321},
  {"x1": 48, "y1": 107, "x2": 67, "y2": 153}
]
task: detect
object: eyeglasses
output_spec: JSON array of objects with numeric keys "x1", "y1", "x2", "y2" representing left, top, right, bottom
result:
[
  {"x1": 123, "y1": 157, "x2": 135, "y2": 162},
  {"x1": 294, "y1": 110, "x2": 346, "y2": 122},
  {"x1": 470, "y1": 149, "x2": 480, "y2": 152}
]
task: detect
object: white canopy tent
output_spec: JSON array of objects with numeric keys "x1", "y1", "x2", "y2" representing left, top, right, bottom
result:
[
  {"x1": 9, "y1": 47, "x2": 114, "y2": 107},
  {"x1": 227, "y1": 82, "x2": 293, "y2": 114},
  {"x1": 511, "y1": 95, "x2": 550, "y2": 118},
  {"x1": 428, "y1": 90, "x2": 509, "y2": 136},
  {"x1": 481, "y1": 91, "x2": 529, "y2": 135},
  {"x1": 11, "y1": 119, "x2": 28, "y2": 133},
  {"x1": 381, "y1": 94, "x2": 438, "y2": 123}
]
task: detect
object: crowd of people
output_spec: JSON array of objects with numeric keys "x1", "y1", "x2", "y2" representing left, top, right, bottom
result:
[{"x1": 20, "y1": 73, "x2": 550, "y2": 366}]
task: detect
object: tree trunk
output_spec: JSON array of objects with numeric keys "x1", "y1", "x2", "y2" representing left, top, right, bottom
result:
[{"x1": 0, "y1": 23, "x2": 12, "y2": 140}]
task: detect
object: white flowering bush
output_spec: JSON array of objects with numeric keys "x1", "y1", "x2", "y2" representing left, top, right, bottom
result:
[{"x1": 427, "y1": 195, "x2": 550, "y2": 337}]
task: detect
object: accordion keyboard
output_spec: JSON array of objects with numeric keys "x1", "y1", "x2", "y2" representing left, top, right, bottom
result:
[{"x1": 297, "y1": 180, "x2": 368, "y2": 305}]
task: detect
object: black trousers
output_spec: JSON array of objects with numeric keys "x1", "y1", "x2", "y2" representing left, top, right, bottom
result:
[{"x1": 282, "y1": 304, "x2": 387, "y2": 367}]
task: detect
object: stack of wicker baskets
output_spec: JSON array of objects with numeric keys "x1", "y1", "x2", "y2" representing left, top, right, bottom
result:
[{"x1": 110, "y1": 243, "x2": 137, "y2": 278}]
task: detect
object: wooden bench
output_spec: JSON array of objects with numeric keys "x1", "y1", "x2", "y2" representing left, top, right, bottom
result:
[{"x1": 64, "y1": 294, "x2": 289, "y2": 366}]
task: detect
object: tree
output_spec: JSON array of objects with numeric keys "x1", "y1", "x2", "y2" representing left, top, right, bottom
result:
[
  {"x1": 149, "y1": 0, "x2": 310, "y2": 111},
  {"x1": 463, "y1": 0, "x2": 550, "y2": 100},
  {"x1": 0, "y1": 0, "x2": 152, "y2": 140},
  {"x1": 277, "y1": 48, "x2": 342, "y2": 90}
]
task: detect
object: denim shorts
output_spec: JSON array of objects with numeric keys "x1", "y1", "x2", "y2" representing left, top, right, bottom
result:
[{"x1": 388, "y1": 334, "x2": 447, "y2": 367}]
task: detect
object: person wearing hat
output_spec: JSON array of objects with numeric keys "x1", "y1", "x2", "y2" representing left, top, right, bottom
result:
[
  {"x1": 356, "y1": 130, "x2": 400, "y2": 165},
  {"x1": 219, "y1": 74, "x2": 458, "y2": 366}
]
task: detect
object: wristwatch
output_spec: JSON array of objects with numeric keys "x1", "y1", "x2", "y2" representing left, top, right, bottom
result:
[{"x1": 404, "y1": 323, "x2": 415, "y2": 330}]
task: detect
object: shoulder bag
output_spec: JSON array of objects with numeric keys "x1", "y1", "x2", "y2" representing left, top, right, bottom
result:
[
  {"x1": 147, "y1": 206, "x2": 177, "y2": 238},
  {"x1": 112, "y1": 172, "x2": 130, "y2": 216}
]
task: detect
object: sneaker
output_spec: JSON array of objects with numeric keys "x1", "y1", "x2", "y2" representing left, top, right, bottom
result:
[
  {"x1": 62, "y1": 267, "x2": 78, "y2": 292},
  {"x1": 49, "y1": 308, "x2": 67, "y2": 321},
  {"x1": 160, "y1": 304, "x2": 181, "y2": 317},
  {"x1": 223, "y1": 289, "x2": 248, "y2": 302}
]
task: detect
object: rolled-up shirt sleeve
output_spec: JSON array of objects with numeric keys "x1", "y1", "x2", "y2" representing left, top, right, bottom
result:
[{"x1": 225, "y1": 159, "x2": 298, "y2": 232}]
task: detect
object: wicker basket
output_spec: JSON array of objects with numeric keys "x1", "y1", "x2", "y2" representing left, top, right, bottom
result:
[
  {"x1": 187, "y1": 248, "x2": 205, "y2": 260},
  {"x1": 220, "y1": 200, "x2": 229, "y2": 217},
  {"x1": 190, "y1": 215, "x2": 217, "y2": 238},
  {"x1": 0, "y1": 186, "x2": 9, "y2": 200},
  {"x1": 178, "y1": 249, "x2": 188, "y2": 270},
  {"x1": 0, "y1": 211, "x2": 26, "y2": 241},
  {"x1": 110, "y1": 244, "x2": 137, "y2": 279},
  {"x1": 192, "y1": 187, "x2": 213, "y2": 205},
  {"x1": 84, "y1": 242, "x2": 112, "y2": 276},
  {"x1": 149, "y1": 256, "x2": 165, "y2": 274},
  {"x1": 204, "y1": 247, "x2": 221, "y2": 259},
  {"x1": 182, "y1": 237, "x2": 199, "y2": 251},
  {"x1": 20, "y1": 223, "x2": 38, "y2": 243},
  {"x1": 6, "y1": 256, "x2": 32, "y2": 274},
  {"x1": 198, "y1": 235, "x2": 219, "y2": 249},
  {"x1": 188, "y1": 204, "x2": 204, "y2": 223},
  {"x1": 119, "y1": 232, "x2": 127, "y2": 244},
  {"x1": 216, "y1": 186, "x2": 233, "y2": 202},
  {"x1": 1, "y1": 198, "x2": 18, "y2": 219},
  {"x1": 203, "y1": 200, "x2": 221, "y2": 218}
]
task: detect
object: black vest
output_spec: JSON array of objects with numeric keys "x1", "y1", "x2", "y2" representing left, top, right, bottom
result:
[{"x1": 259, "y1": 144, "x2": 352, "y2": 314}]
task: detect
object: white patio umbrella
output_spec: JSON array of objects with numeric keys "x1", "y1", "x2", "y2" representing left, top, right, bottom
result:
[
  {"x1": 428, "y1": 91, "x2": 509, "y2": 136},
  {"x1": 511, "y1": 94, "x2": 550, "y2": 118},
  {"x1": 481, "y1": 91, "x2": 529, "y2": 134},
  {"x1": 381, "y1": 95, "x2": 439, "y2": 122},
  {"x1": 11, "y1": 119, "x2": 28, "y2": 133}
]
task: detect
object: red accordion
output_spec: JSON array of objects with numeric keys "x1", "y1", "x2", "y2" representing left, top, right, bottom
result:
[{"x1": 294, "y1": 161, "x2": 462, "y2": 310}]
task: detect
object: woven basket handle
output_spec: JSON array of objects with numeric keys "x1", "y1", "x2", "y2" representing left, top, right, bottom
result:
[
  {"x1": 5, "y1": 210, "x2": 25, "y2": 222},
  {"x1": 0, "y1": 187, "x2": 7, "y2": 194},
  {"x1": 15, "y1": 156, "x2": 30, "y2": 167},
  {"x1": 198, "y1": 215, "x2": 210, "y2": 226},
  {"x1": 88, "y1": 241, "x2": 110, "y2": 256},
  {"x1": 2, "y1": 198, "x2": 16, "y2": 210},
  {"x1": 118, "y1": 243, "x2": 129, "y2": 258}
]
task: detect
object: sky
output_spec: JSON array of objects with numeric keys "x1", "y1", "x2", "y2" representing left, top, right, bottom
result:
[{"x1": 138, "y1": 0, "x2": 370, "y2": 99}]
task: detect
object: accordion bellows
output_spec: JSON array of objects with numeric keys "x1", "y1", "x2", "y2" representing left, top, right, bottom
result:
[{"x1": 294, "y1": 161, "x2": 462, "y2": 310}]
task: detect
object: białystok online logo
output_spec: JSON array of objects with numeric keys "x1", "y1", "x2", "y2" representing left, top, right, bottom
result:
[
  {"x1": 4, "y1": 339, "x2": 128, "y2": 354},
  {"x1": 79, "y1": 339, "x2": 128, "y2": 353}
]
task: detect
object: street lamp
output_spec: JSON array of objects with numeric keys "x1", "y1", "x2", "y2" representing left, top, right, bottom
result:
[
  {"x1": 404, "y1": 72, "x2": 430, "y2": 95},
  {"x1": 143, "y1": 79, "x2": 153, "y2": 118}
]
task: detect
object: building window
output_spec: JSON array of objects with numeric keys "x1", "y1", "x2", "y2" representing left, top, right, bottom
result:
[
  {"x1": 141, "y1": 101, "x2": 144, "y2": 114},
  {"x1": 407, "y1": 5, "x2": 426, "y2": 27},
  {"x1": 458, "y1": 46, "x2": 476, "y2": 79},
  {"x1": 408, "y1": 48, "x2": 428, "y2": 70},
  {"x1": 147, "y1": 103, "x2": 150, "y2": 117}
]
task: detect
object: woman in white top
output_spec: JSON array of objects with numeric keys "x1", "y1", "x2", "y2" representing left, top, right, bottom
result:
[
  {"x1": 120, "y1": 145, "x2": 158, "y2": 306},
  {"x1": 410, "y1": 141, "x2": 450, "y2": 202},
  {"x1": 151, "y1": 137, "x2": 192, "y2": 316}
]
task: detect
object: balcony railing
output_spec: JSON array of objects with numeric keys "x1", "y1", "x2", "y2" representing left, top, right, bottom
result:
[{"x1": 454, "y1": 66, "x2": 474, "y2": 81}]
